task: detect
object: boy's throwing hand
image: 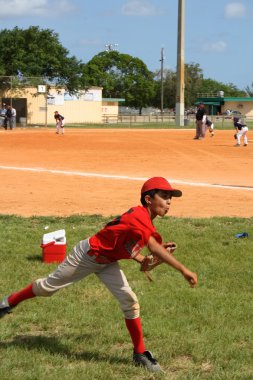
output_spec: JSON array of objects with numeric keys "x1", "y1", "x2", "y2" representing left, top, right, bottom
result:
[{"x1": 181, "y1": 268, "x2": 198, "y2": 288}]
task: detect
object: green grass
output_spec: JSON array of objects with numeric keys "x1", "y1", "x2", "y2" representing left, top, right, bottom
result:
[{"x1": 1, "y1": 214, "x2": 253, "y2": 379}]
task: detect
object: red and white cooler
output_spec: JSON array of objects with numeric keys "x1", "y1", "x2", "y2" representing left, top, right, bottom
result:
[{"x1": 41, "y1": 229, "x2": 67, "y2": 263}]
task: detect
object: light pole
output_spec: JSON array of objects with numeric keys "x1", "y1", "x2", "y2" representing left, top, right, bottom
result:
[
  {"x1": 37, "y1": 84, "x2": 47, "y2": 127},
  {"x1": 160, "y1": 48, "x2": 165, "y2": 114},
  {"x1": 105, "y1": 43, "x2": 119, "y2": 52},
  {"x1": 45, "y1": 90, "x2": 48, "y2": 128},
  {"x1": 176, "y1": 0, "x2": 185, "y2": 126}
]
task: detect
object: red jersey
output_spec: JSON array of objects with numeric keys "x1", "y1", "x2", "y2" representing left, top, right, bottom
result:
[{"x1": 89, "y1": 206, "x2": 162, "y2": 263}]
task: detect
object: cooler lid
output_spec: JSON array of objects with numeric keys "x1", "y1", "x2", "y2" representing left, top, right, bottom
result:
[{"x1": 42, "y1": 229, "x2": 66, "y2": 244}]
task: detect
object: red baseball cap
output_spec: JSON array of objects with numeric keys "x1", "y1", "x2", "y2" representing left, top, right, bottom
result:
[{"x1": 141, "y1": 177, "x2": 182, "y2": 197}]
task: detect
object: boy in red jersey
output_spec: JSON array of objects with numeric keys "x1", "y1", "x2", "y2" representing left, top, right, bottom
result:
[{"x1": 0, "y1": 177, "x2": 197, "y2": 373}]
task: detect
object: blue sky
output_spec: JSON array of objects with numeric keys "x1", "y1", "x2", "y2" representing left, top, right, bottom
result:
[{"x1": 0, "y1": 0, "x2": 252, "y2": 90}]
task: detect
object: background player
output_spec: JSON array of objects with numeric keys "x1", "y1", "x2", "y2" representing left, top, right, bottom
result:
[
  {"x1": 54, "y1": 111, "x2": 65, "y2": 134},
  {"x1": 0, "y1": 177, "x2": 197, "y2": 373},
  {"x1": 205, "y1": 117, "x2": 214, "y2": 137},
  {"x1": 233, "y1": 117, "x2": 248, "y2": 146},
  {"x1": 194, "y1": 102, "x2": 207, "y2": 140}
]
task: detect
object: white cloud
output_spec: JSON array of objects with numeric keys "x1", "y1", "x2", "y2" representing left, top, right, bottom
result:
[
  {"x1": 0, "y1": 0, "x2": 46, "y2": 17},
  {"x1": 202, "y1": 40, "x2": 227, "y2": 53},
  {"x1": 0, "y1": 0, "x2": 74, "y2": 18},
  {"x1": 121, "y1": 0, "x2": 163, "y2": 17},
  {"x1": 56, "y1": 0, "x2": 75, "y2": 13},
  {"x1": 224, "y1": 2, "x2": 247, "y2": 18}
]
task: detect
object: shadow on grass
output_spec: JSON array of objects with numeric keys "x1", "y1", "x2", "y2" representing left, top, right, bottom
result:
[
  {"x1": 0, "y1": 334, "x2": 129, "y2": 364},
  {"x1": 26, "y1": 255, "x2": 43, "y2": 262}
]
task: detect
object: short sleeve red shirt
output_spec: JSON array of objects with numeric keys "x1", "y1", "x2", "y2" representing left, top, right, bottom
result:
[{"x1": 89, "y1": 206, "x2": 162, "y2": 262}]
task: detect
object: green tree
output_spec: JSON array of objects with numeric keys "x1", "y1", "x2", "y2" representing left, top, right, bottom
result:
[
  {"x1": 245, "y1": 82, "x2": 253, "y2": 97},
  {"x1": 199, "y1": 78, "x2": 246, "y2": 97},
  {"x1": 153, "y1": 68, "x2": 177, "y2": 110},
  {"x1": 153, "y1": 63, "x2": 203, "y2": 109},
  {"x1": 184, "y1": 63, "x2": 203, "y2": 106},
  {"x1": 82, "y1": 51, "x2": 155, "y2": 114},
  {"x1": 153, "y1": 63, "x2": 246, "y2": 110},
  {"x1": 0, "y1": 26, "x2": 83, "y2": 93}
]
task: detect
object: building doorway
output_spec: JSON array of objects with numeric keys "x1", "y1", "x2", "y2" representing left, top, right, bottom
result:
[{"x1": 2, "y1": 98, "x2": 27, "y2": 126}]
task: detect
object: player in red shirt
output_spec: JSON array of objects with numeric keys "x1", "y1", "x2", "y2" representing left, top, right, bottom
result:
[{"x1": 0, "y1": 177, "x2": 197, "y2": 373}]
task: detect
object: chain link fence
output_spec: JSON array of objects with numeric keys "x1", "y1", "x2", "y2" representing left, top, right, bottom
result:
[{"x1": 0, "y1": 75, "x2": 252, "y2": 128}]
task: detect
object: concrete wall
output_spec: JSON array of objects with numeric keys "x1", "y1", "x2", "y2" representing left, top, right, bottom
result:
[{"x1": 221, "y1": 101, "x2": 253, "y2": 117}]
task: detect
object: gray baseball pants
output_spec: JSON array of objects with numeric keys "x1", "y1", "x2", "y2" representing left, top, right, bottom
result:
[
  {"x1": 196, "y1": 120, "x2": 206, "y2": 138},
  {"x1": 33, "y1": 239, "x2": 140, "y2": 319}
]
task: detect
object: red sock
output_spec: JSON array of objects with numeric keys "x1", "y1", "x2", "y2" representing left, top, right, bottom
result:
[
  {"x1": 125, "y1": 317, "x2": 146, "y2": 354},
  {"x1": 8, "y1": 283, "x2": 36, "y2": 307}
]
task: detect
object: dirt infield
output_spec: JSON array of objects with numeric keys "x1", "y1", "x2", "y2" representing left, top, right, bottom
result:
[{"x1": 0, "y1": 128, "x2": 252, "y2": 218}]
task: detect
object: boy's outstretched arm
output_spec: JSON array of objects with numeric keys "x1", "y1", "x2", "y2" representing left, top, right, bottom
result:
[{"x1": 147, "y1": 235, "x2": 198, "y2": 287}]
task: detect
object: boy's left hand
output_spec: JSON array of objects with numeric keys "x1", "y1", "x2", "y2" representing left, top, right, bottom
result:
[
  {"x1": 163, "y1": 241, "x2": 177, "y2": 254},
  {"x1": 140, "y1": 254, "x2": 162, "y2": 272}
]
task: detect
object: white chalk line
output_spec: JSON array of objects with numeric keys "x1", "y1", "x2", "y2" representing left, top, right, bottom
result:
[{"x1": 0, "y1": 165, "x2": 253, "y2": 192}]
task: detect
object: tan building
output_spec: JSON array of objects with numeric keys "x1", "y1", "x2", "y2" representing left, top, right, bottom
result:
[
  {"x1": 197, "y1": 94, "x2": 253, "y2": 117},
  {"x1": 1, "y1": 86, "x2": 124, "y2": 125},
  {"x1": 102, "y1": 98, "x2": 125, "y2": 123}
]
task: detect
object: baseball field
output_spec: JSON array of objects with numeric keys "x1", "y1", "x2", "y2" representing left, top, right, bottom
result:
[
  {"x1": 0, "y1": 128, "x2": 253, "y2": 217},
  {"x1": 0, "y1": 127, "x2": 253, "y2": 379}
]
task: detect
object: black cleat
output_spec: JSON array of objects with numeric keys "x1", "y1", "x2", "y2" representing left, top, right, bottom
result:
[
  {"x1": 0, "y1": 296, "x2": 12, "y2": 318},
  {"x1": 133, "y1": 350, "x2": 163, "y2": 372}
]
